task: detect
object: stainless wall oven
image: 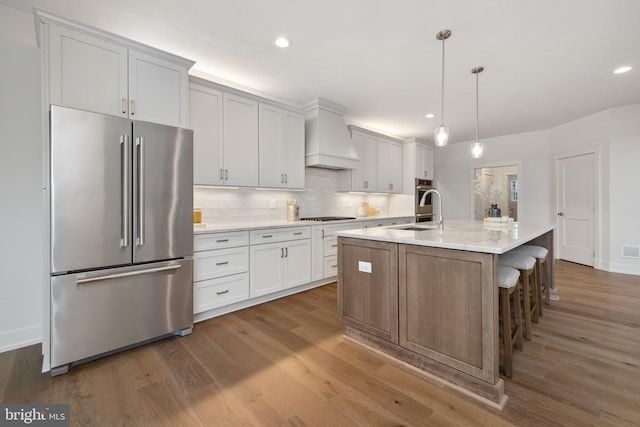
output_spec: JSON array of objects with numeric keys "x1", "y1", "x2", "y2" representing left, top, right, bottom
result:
[{"x1": 415, "y1": 178, "x2": 434, "y2": 222}]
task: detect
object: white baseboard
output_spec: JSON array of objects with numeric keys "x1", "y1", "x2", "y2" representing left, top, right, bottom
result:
[
  {"x1": 604, "y1": 262, "x2": 640, "y2": 276},
  {"x1": 0, "y1": 325, "x2": 41, "y2": 354}
]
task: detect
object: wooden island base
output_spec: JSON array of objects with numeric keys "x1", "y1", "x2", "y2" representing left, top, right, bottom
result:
[
  {"x1": 337, "y1": 225, "x2": 554, "y2": 409},
  {"x1": 344, "y1": 326, "x2": 507, "y2": 409}
]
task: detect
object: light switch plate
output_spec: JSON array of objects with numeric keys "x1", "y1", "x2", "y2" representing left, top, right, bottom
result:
[{"x1": 358, "y1": 261, "x2": 372, "y2": 273}]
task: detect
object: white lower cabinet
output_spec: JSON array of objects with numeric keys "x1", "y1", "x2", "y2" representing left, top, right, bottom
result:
[
  {"x1": 193, "y1": 231, "x2": 250, "y2": 314},
  {"x1": 194, "y1": 273, "x2": 249, "y2": 313},
  {"x1": 250, "y1": 227, "x2": 312, "y2": 298}
]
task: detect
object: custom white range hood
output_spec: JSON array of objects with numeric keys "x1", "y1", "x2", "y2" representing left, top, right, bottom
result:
[{"x1": 304, "y1": 98, "x2": 359, "y2": 170}]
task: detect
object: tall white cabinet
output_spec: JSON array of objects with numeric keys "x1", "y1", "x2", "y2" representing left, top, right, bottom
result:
[
  {"x1": 223, "y1": 93, "x2": 259, "y2": 187},
  {"x1": 259, "y1": 103, "x2": 305, "y2": 189},
  {"x1": 402, "y1": 138, "x2": 435, "y2": 195},
  {"x1": 39, "y1": 11, "x2": 193, "y2": 128}
]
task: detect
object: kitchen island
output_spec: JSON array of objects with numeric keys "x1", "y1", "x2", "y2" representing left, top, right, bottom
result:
[{"x1": 336, "y1": 220, "x2": 555, "y2": 408}]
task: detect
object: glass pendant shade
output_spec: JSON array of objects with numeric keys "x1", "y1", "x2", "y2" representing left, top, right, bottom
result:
[
  {"x1": 434, "y1": 125, "x2": 449, "y2": 146},
  {"x1": 471, "y1": 141, "x2": 483, "y2": 158}
]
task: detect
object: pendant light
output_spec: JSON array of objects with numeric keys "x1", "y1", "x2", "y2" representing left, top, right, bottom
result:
[
  {"x1": 434, "y1": 30, "x2": 451, "y2": 147},
  {"x1": 470, "y1": 66, "x2": 484, "y2": 158}
]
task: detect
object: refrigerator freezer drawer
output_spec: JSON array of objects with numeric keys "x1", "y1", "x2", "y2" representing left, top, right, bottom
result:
[{"x1": 50, "y1": 259, "x2": 193, "y2": 369}]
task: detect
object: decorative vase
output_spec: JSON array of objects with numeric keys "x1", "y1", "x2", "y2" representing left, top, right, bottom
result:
[{"x1": 489, "y1": 204, "x2": 501, "y2": 218}]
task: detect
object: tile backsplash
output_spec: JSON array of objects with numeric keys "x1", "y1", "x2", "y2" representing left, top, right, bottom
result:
[{"x1": 194, "y1": 168, "x2": 413, "y2": 224}]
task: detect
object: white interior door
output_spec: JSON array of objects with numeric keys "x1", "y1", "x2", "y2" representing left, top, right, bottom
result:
[{"x1": 557, "y1": 153, "x2": 595, "y2": 266}]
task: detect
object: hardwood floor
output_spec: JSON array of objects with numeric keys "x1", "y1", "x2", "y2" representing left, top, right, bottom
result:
[{"x1": 1, "y1": 260, "x2": 639, "y2": 426}]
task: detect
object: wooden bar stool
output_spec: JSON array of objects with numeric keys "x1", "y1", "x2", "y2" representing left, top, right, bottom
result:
[
  {"x1": 498, "y1": 266, "x2": 523, "y2": 378},
  {"x1": 499, "y1": 252, "x2": 538, "y2": 340},
  {"x1": 512, "y1": 245, "x2": 550, "y2": 317}
]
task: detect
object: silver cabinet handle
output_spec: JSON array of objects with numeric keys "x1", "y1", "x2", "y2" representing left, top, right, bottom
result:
[
  {"x1": 216, "y1": 289, "x2": 229, "y2": 295},
  {"x1": 122, "y1": 98, "x2": 127, "y2": 114},
  {"x1": 285, "y1": 247, "x2": 288, "y2": 257},
  {"x1": 331, "y1": 244, "x2": 337, "y2": 247},
  {"x1": 77, "y1": 265, "x2": 181, "y2": 284},
  {"x1": 293, "y1": 232, "x2": 302, "y2": 235},
  {"x1": 224, "y1": 169, "x2": 228, "y2": 180},
  {"x1": 284, "y1": 174, "x2": 288, "y2": 184},
  {"x1": 331, "y1": 264, "x2": 338, "y2": 268},
  {"x1": 130, "y1": 99, "x2": 136, "y2": 116},
  {"x1": 120, "y1": 134, "x2": 130, "y2": 248},
  {"x1": 280, "y1": 247, "x2": 284, "y2": 258},
  {"x1": 216, "y1": 261, "x2": 229, "y2": 266},
  {"x1": 263, "y1": 234, "x2": 273, "y2": 238},
  {"x1": 557, "y1": 212, "x2": 564, "y2": 216},
  {"x1": 219, "y1": 168, "x2": 224, "y2": 181},
  {"x1": 136, "y1": 137, "x2": 145, "y2": 246},
  {"x1": 216, "y1": 239, "x2": 229, "y2": 243},
  {"x1": 321, "y1": 229, "x2": 324, "y2": 239}
]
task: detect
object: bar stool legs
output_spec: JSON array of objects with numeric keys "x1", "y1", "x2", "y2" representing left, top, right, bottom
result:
[
  {"x1": 500, "y1": 252, "x2": 538, "y2": 341},
  {"x1": 499, "y1": 266, "x2": 522, "y2": 378}
]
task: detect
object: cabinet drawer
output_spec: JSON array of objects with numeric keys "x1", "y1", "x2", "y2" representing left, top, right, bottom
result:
[
  {"x1": 324, "y1": 236, "x2": 339, "y2": 256},
  {"x1": 195, "y1": 231, "x2": 249, "y2": 252},
  {"x1": 324, "y1": 255, "x2": 338, "y2": 278},
  {"x1": 194, "y1": 246, "x2": 249, "y2": 281},
  {"x1": 194, "y1": 273, "x2": 249, "y2": 313},
  {"x1": 250, "y1": 226, "x2": 311, "y2": 244},
  {"x1": 323, "y1": 221, "x2": 363, "y2": 236}
]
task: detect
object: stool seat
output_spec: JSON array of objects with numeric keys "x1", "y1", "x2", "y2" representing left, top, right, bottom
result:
[
  {"x1": 512, "y1": 245, "x2": 548, "y2": 260},
  {"x1": 497, "y1": 265, "x2": 522, "y2": 378},
  {"x1": 498, "y1": 266, "x2": 519, "y2": 289},
  {"x1": 499, "y1": 252, "x2": 536, "y2": 270},
  {"x1": 513, "y1": 245, "x2": 551, "y2": 316}
]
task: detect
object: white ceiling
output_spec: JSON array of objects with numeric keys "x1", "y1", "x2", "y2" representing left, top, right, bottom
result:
[{"x1": 3, "y1": 0, "x2": 640, "y2": 143}]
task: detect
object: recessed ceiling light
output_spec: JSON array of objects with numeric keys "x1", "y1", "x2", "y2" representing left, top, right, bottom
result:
[
  {"x1": 614, "y1": 66, "x2": 632, "y2": 74},
  {"x1": 274, "y1": 37, "x2": 290, "y2": 48},
  {"x1": 425, "y1": 113, "x2": 436, "y2": 119}
]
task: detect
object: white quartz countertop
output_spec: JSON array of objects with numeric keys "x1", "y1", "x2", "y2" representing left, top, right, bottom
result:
[
  {"x1": 193, "y1": 215, "x2": 413, "y2": 234},
  {"x1": 336, "y1": 219, "x2": 556, "y2": 254}
]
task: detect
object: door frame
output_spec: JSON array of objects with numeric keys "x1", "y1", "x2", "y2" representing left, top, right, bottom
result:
[
  {"x1": 553, "y1": 146, "x2": 601, "y2": 268},
  {"x1": 469, "y1": 160, "x2": 522, "y2": 220}
]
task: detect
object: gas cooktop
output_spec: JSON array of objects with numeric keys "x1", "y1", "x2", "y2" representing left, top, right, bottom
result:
[{"x1": 300, "y1": 216, "x2": 357, "y2": 222}]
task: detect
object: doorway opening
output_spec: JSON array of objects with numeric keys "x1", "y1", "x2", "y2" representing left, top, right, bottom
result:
[{"x1": 472, "y1": 164, "x2": 519, "y2": 221}]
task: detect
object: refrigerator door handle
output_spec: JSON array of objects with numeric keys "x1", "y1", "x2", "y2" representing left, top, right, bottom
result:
[
  {"x1": 77, "y1": 264, "x2": 181, "y2": 285},
  {"x1": 136, "y1": 136, "x2": 145, "y2": 246},
  {"x1": 121, "y1": 135, "x2": 130, "y2": 247}
]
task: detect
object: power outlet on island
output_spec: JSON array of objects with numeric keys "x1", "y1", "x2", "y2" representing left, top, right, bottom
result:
[{"x1": 358, "y1": 261, "x2": 372, "y2": 273}]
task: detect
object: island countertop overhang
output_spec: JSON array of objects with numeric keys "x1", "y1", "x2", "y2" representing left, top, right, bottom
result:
[{"x1": 336, "y1": 219, "x2": 556, "y2": 254}]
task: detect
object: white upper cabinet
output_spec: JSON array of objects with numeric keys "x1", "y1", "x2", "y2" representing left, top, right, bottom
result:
[
  {"x1": 402, "y1": 138, "x2": 434, "y2": 195},
  {"x1": 258, "y1": 103, "x2": 305, "y2": 189},
  {"x1": 223, "y1": 93, "x2": 259, "y2": 187},
  {"x1": 128, "y1": 50, "x2": 188, "y2": 126},
  {"x1": 378, "y1": 136, "x2": 402, "y2": 193},
  {"x1": 415, "y1": 142, "x2": 434, "y2": 180},
  {"x1": 38, "y1": 11, "x2": 193, "y2": 128},
  {"x1": 339, "y1": 127, "x2": 404, "y2": 193},
  {"x1": 283, "y1": 110, "x2": 305, "y2": 189},
  {"x1": 339, "y1": 128, "x2": 378, "y2": 192},
  {"x1": 190, "y1": 84, "x2": 223, "y2": 186}
]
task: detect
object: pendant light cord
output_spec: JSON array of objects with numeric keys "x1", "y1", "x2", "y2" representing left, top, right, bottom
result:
[
  {"x1": 475, "y1": 71, "x2": 479, "y2": 142},
  {"x1": 440, "y1": 38, "x2": 445, "y2": 126}
]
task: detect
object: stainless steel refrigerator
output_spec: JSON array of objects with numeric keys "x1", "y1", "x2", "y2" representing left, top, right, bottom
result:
[{"x1": 49, "y1": 105, "x2": 193, "y2": 375}]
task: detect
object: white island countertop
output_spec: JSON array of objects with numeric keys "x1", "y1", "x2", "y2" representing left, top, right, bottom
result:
[{"x1": 336, "y1": 219, "x2": 556, "y2": 254}]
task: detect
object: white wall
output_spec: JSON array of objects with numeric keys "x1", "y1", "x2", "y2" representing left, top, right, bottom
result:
[
  {"x1": 606, "y1": 105, "x2": 640, "y2": 274},
  {"x1": 433, "y1": 129, "x2": 551, "y2": 226},
  {"x1": 0, "y1": 5, "x2": 44, "y2": 352}
]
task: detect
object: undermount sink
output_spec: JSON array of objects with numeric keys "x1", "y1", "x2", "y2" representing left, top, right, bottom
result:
[{"x1": 392, "y1": 224, "x2": 440, "y2": 231}]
